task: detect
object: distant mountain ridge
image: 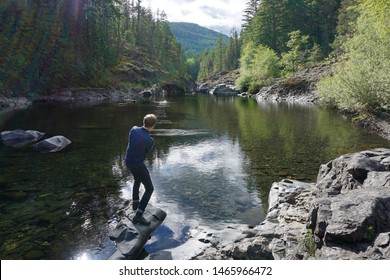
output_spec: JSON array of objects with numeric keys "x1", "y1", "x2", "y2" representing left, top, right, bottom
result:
[{"x1": 169, "y1": 22, "x2": 229, "y2": 55}]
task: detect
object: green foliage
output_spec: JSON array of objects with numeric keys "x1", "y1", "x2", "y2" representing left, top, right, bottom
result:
[
  {"x1": 241, "y1": 0, "x2": 341, "y2": 56},
  {"x1": 0, "y1": 0, "x2": 187, "y2": 95},
  {"x1": 185, "y1": 57, "x2": 200, "y2": 80},
  {"x1": 242, "y1": 0, "x2": 260, "y2": 30},
  {"x1": 331, "y1": 0, "x2": 360, "y2": 53},
  {"x1": 307, "y1": 43, "x2": 324, "y2": 65},
  {"x1": 303, "y1": 229, "x2": 316, "y2": 257},
  {"x1": 318, "y1": 0, "x2": 390, "y2": 112},
  {"x1": 197, "y1": 28, "x2": 241, "y2": 81},
  {"x1": 280, "y1": 31, "x2": 310, "y2": 75},
  {"x1": 236, "y1": 42, "x2": 280, "y2": 93},
  {"x1": 237, "y1": 0, "x2": 341, "y2": 96},
  {"x1": 243, "y1": 0, "x2": 287, "y2": 53},
  {"x1": 306, "y1": 0, "x2": 342, "y2": 55},
  {"x1": 225, "y1": 29, "x2": 241, "y2": 70},
  {"x1": 367, "y1": 225, "x2": 376, "y2": 241},
  {"x1": 280, "y1": 31, "x2": 324, "y2": 76}
]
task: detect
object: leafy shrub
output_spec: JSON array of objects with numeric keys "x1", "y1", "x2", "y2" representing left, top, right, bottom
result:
[
  {"x1": 236, "y1": 42, "x2": 280, "y2": 94},
  {"x1": 318, "y1": 0, "x2": 390, "y2": 112},
  {"x1": 303, "y1": 229, "x2": 316, "y2": 257},
  {"x1": 281, "y1": 31, "x2": 310, "y2": 75}
]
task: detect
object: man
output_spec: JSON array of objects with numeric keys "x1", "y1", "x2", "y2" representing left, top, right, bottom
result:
[{"x1": 125, "y1": 114, "x2": 157, "y2": 226}]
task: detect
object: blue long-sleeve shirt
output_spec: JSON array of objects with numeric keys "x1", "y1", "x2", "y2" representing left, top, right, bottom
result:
[{"x1": 125, "y1": 126, "x2": 154, "y2": 167}]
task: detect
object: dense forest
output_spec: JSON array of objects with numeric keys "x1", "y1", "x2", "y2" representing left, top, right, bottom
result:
[
  {"x1": 0, "y1": 0, "x2": 186, "y2": 95},
  {"x1": 169, "y1": 22, "x2": 229, "y2": 55},
  {"x1": 198, "y1": 0, "x2": 389, "y2": 113},
  {"x1": 317, "y1": 0, "x2": 390, "y2": 112},
  {"x1": 1, "y1": 0, "x2": 389, "y2": 114},
  {"x1": 196, "y1": 28, "x2": 241, "y2": 81},
  {"x1": 169, "y1": 22, "x2": 232, "y2": 81},
  {"x1": 197, "y1": 0, "x2": 340, "y2": 87}
]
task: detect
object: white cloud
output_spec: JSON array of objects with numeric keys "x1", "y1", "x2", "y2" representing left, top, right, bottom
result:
[{"x1": 144, "y1": 0, "x2": 246, "y2": 34}]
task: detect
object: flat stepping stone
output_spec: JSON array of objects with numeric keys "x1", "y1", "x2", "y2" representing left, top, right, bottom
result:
[{"x1": 108, "y1": 202, "x2": 167, "y2": 260}]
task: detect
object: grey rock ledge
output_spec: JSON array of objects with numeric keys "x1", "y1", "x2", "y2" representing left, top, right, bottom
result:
[{"x1": 194, "y1": 148, "x2": 390, "y2": 260}]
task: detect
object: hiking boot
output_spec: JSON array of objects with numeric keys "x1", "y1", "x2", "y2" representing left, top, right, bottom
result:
[
  {"x1": 132, "y1": 200, "x2": 139, "y2": 211},
  {"x1": 132, "y1": 214, "x2": 150, "y2": 226}
]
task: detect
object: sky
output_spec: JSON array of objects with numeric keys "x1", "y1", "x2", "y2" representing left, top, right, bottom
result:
[{"x1": 144, "y1": 0, "x2": 247, "y2": 35}]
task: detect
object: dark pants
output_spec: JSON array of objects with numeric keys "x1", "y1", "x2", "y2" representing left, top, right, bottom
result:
[{"x1": 129, "y1": 164, "x2": 154, "y2": 213}]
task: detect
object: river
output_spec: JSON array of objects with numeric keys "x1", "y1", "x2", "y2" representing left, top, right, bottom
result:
[{"x1": 0, "y1": 94, "x2": 389, "y2": 259}]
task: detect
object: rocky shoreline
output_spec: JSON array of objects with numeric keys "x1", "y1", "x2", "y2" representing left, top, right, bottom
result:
[
  {"x1": 0, "y1": 95, "x2": 32, "y2": 112},
  {"x1": 253, "y1": 63, "x2": 390, "y2": 141},
  {"x1": 351, "y1": 112, "x2": 390, "y2": 142},
  {"x1": 0, "y1": 86, "x2": 164, "y2": 110},
  {"x1": 0, "y1": 79, "x2": 193, "y2": 111},
  {"x1": 2, "y1": 65, "x2": 389, "y2": 141},
  {"x1": 163, "y1": 148, "x2": 389, "y2": 260}
]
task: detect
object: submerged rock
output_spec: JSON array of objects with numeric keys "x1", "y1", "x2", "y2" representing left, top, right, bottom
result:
[
  {"x1": 0, "y1": 129, "x2": 45, "y2": 141},
  {"x1": 0, "y1": 129, "x2": 45, "y2": 148},
  {"x1": 33, "y1": 136, "x2": 72, "y2": 153}
]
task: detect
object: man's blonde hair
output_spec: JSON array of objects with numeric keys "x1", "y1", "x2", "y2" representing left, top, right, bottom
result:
[{"x1": 143, "y1": 114, "x2": 157, "y2": 128}]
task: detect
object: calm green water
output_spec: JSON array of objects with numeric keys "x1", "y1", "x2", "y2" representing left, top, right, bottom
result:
[{"x1": 0, "y1": 94, "x2": 389, "y2": 259}]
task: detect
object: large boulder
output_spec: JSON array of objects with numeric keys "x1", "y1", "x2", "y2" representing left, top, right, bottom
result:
[
  {"x1": 196, "y1": 83, "x2": 211, "y2": 94},
  {"x1": 310, "y1": 188, "x2": 390, "y2": 244},
  {"x1": 33, "y1": 135, "x2": 72, "y2": 153},
  {"x1": 210, "y1": 84, "x2": 239, "y2": 96},
  {"x1": 0, "y1": 129, "x2": 44, "y2": 141},
  {"x1": 139, "y1": 84, "x2": 165, "y2": 97},
  {"x1": 0, "y1": 129, "x2": 45, "y2": 148},
  {"x1": 308, "y1": 148, "x2": 390, "y2": 259},
  {"x1": 316, "y1": 149, "x2": 389, "y2": 195}
]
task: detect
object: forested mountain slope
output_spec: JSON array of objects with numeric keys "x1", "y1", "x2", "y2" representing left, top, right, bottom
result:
[
  {"x1": 0, "y1": 1, "x2": 186, "y2": 96},
  {"x1": 169, "y1": 22, "x2": 229, "y2": 55}
]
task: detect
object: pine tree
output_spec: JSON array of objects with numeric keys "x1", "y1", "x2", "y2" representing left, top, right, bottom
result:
[
  {"x1": 247, "y1": 0, "x2": 286, "y2": 53},
  {"x1": 331, "y1": 0, "x2": 359, "y2": 54},
  {"x1": 242, "y1": 0, "x2": 260, "y2": 29},
  {"x1": 305, "y1": 0, "x2": 341, "y2": 56},
  {"x1": 242, "y1": 0, "x2": 341, "y2": 56},
  {"x1": 225, "y1": 28, "x2": 241, "y2": 70}
]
